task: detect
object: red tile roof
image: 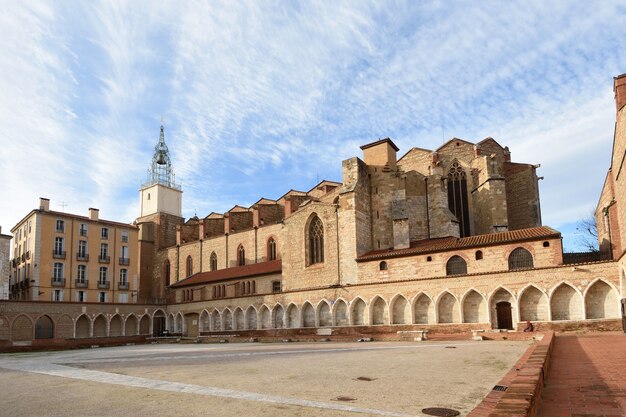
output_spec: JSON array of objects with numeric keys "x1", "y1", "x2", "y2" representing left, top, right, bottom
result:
[
  {"x1": 170, "y1": 260, "x2": 282, "y2": 288},
  {"x1": 356, "y1": 226, "x2": 560, "y2": 261}
]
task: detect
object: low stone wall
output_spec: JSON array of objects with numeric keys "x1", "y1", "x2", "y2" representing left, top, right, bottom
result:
[
  {"x1": 0, "y1": 335, "x2": 150, "y2": 353},
  {"x1": 469, "y1": 331, "x2": 555, "y2": 417}
]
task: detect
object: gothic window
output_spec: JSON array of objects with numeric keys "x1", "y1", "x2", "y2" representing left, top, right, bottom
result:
[
  {"x1": 268, "y1": 237, "x2": 277, "y2": 261},
  {"x1": 210, "y1": 252, "x2": 217, "y2": 271},
  {"x1": 307, "y1": 215, "x2": 324, "y2": 266},
  {"x1": 446, "y1": 255, "x2": 467, "y2": 276},
  {"x1": 164, "y1": 259, "x2": 171, "y2": 286},
  {"x1": 447, "y1": 161, "x2": 471, "y2": 237},
  {"x1": 508, "y1": 247, "x2": 534, "y2": 270},
  {"x1": 186, "y1": 255, "x2": 193, "y2": 277},
  {"x1": 237, "y1": 245, "x2": 245, "y2": 266}
]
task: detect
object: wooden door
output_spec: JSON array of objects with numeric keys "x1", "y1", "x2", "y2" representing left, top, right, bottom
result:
[{"x1": 496, "y1": 302, "x2": 513, "y2": 330}]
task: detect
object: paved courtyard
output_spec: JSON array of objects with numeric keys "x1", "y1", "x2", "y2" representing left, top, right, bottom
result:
[{"x1": 0, "y1": 340, "x2": 530, "y2": 417}]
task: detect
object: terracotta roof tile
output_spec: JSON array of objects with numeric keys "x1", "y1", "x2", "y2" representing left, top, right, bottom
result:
[
  {"x1": 170, "y1": 260, "x2": 282, "y2": 288},
  {"x1": 356, "y1": 226, "x2": 560, "y2": 262}
]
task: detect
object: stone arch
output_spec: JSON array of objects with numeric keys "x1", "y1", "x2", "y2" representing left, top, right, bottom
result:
[
  {"x1": 168, "y1": 313, "x2": 176, "y2": 332},
  {"x1": 57, "y1": 314, "x2": 73, "y2": 339},
  {"x1": 75, "y1": 314, "x2": 90, "y2": 338},
  {"x1": 370, "y1": 296, "x2": 388, "y2": 325},
  {"x1": 489, "y1": 287, "x2": 516, "y2": 329},
  {"x1": 210, "y1": 309, "x2": 221, "y2": 331},
  {"x1": 461, "y1": 289, "x2": 488, "y2": 323},
  {"x1": 125, "y1": 314, "x2": 138, "y2": 336},
  {"x1": 272, "y1": 304, "x2": 285, "y2": 328},
  {"x1": 139, "y1": 314, "x2": 151, "y2": 335},
  {"x1": 34, "y1": 315, "x2": 54, "y2": 339},
  {"x1": 11, "y1": 314, "x2": 34, "y2": 341},
  {"x1": 390, "y1": 294, "x2": 410, "y2": 324},
  {"x1": 109, "y1": 315, "x2": 123, "y2": 337},
  {"x1": 184, "y1": 313, "x2": 199, "y2": 337},
  {"x1": 199, "y1": 310, "x2": 210, "y2": 332},
  {"x1": 317, "y1": 300, "x2": 332, "y2": 327},
  {"x1": 550, "y1": 282, "x2": 584, "y2": 321},
  {"x1": 412, "y1": 293, "x2": 435, "y2": 324},
  {"x1": 350, "y1": 297, "x2": 367, "y2": 326},
  {"x1": 247, "y1": 306, "x2": 259, "y2": 330},
  {"x1": 223, "y1": 309, "x2": 233, "y2": 331},
  {"x1": 258, "y1": 305, "x2": 270, "y2": 329},
  {"x1": 584, "y1": 279, "x2": 619, "y2": 319},
  {"x1": 301, "y1": 302, "x2": 315, "y2": 327},
  {"x1": 233, "y1": 308, "x2": 245, "y2": 331},
  {"x1": 152, "y1": 309, "x2": 167, "y2": 336},
  {"x1": 0, "y1": 315, "x2": 9, "y2": 341},
  {"x1": 437, "y1": 291, "x2": 460, "y2": 324},
  {"x1": 333, "y1": 298, "x2": 349, "y2": 326},
  {"x1": 286, "y1": 303, "x2": 299, "y2": 328},
  {"x1": 93, "y1": 315, "x2": 107, "y2": 337},
  {"x1": 518, "y1": 285, "x2": 549, "y2": 322}
]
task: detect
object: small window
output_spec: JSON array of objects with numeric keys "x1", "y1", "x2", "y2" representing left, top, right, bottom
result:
[
  {"x1": 475, "y1": 250, "x2": 483, "y2": 260},
  {"x1": 76, "y1": 291, "x2": 86, "y2": 302},
  {"x1": 77, "y1": 265, "x2": 87, "y2": 283},
  {"x1": 379, "y1": 261, "x2": 388, "y2": 271},
  {"x1": 121, "y1": 230, "x2": 129, "y2": 243},
  {"x1": 210, "y1": 252, "x2": 217, "y2": 271},
  {"x1": 101, "y1": 227, "x2": 109, "y2": 239},
  {"x1": 79, "y1": 223, "x2": 88, "y2": 237},
  {"x1": 186, "y1": 256, "x2": 193, "y2": 277},
  {"x1": 100, "y1": 243, "x2": 109, "y2": 260},
  {"x1": 237, "y1": 245, "x2": 245, "y2": 266},
  {"x1": 446, "y1": 255, "x2": 467, "y2": 276},
  {"x1": 118, "y1": 293, "x2": 128, "y2": 303},
  {"x1": 147, "y1": 193, "x2": 151, "y2": 200},
  {"x1": 56, "y1": 220, "x2": 65, "y2": 233},
  {"x1": 272, "y1": 281, "x2": 281, "y2": 293},
  {"x1": 268, "y1": 238, "x2": 277, "y2": 261},
  {"x1": 99, "y1": 292, "x2": 106, "y2": 303},
  {"x1": 164, "y1": 259, "x2": 171, "y2": 286},
  {"x1": 99, "y1": 267, "x2": 108, "y2": 283},
  {"x1": 53, "y1": 289, "x2": 63, "y2": 302},
  {"x1": 426, "y1": 256, "x2": 432, "y2": 262},
  {"x1": 119, "y1": 269, "x2": 128, "y2": 285},
  {"x1": 53, "y1": 262, "x2": 64, "y2": 280},
  {"x1": 543, "y1": 241, "x2": 550, "y2": 248}
]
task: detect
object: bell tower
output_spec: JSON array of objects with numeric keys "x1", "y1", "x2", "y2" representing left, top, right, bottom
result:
[{"x1": 139, "y1": 124, "x2": 182, "y2": 217}]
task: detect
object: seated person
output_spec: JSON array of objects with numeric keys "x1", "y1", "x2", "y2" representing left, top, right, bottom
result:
[{"x1": 523, "y1": 320, "x2": 534, "y2": 332}]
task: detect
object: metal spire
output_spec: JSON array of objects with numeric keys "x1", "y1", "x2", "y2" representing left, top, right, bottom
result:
[{"x1": 143, "y1": 123, "x2": 181, "y2": 190}]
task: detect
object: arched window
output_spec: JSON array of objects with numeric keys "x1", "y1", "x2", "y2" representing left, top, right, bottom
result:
[
  {"x1": 210, "y1": 252, "x2": 217, "y2": 271},
  {"x1": 475, "y1": 250, "x2": 483, "y2": 260},
  {"x1": 186, "y1": 256, "x2": 193, "y2": 278},
  {"x1": 508, "y1": 247, "x2": 533, "y2": 270},
  {"x1": 164, "y1": 259, "x2": 171, "y2": 286},
  {"x1": 308, "y1": 215, "x2": 324, "y2": 265},
  {"x1": 447, "y1": 161, "x2": 470, "y2": 237},
  {"x1": 268, "y1": 237, "x2": 277, "y2": 261},
  {"x1": 379, "y1": 261, "x2": 388, "y2": 271},
  {"x1": 237, "y1": 245, "x2": 245, "y2": 266},
  {"x1": 446, "y1": 255, "x2": 467, "y2": 276}
]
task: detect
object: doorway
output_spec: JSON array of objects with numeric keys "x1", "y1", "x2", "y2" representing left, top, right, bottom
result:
[{"x1": 496, "y1": 301, "x2": 513, "y2": 330}]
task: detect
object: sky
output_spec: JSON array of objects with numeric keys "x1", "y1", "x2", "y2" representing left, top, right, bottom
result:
[{"x1": 1, "y1": 1, "x2": 625, "y2": 251}]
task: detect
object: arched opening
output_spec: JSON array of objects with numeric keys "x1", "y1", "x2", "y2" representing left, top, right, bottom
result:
[
  {"x1": 302, "y1": 302, "x2": 315, "y2": 327},
  {"x1": 210, "y1": 252, "x2": 217, "y2": 271},
  {"x1": 585, "y1": 280, "x2": 620, "y2": 319},
  {"x1": 152, "y1": 310, "x2": 166, "y2": 336},
  {"x1": 391, "y1": 295, "x2": 410, "y2": 324},
  {"x1": 260, "y1": 306, "x2": 270, "y2": 329},
  {"x1": 273, "y1": 305, "x2": 285, "y2": 328},
  {"x1": 508, "y1": 247, "x2": 533, "y2": 270},
  {"x1": 490, "y1": 288, "x2": 515, "y2": 329},
  {"x1": 234, "y1": 308, "x2": 244, "y2": 331},
  {"x1": 93, "y1": 315, "x2": 107, "y2": 337},
  {"x1": 199, "y1": 311, "x2": 210, "y2": 333},
  {"x1": 34, "y1": 315, "x2": 54, "y2": 339},
  {"x1": 286, "y1": 304, "x2": 299, "y2": 328},
  {"x1": 370, "y1": 297, "x2": 387, "y2": 325},
  {"x1": 462, "y1": 290, "x2": 487, "y2": 323},
  {"x1": 186, "y1": 255, "x2": 193, "y2": 277},
  {"x1": 237, "y1": 244, "x2": 245, "y2": 266},
  {"x1": 57, "y1": 315, "x2": 73, "y2": 339},
  {"x1": 184, "y1": 313, "x2": 199, "y2": 337},
  {"x1": 109, "y1": 315, "x2": 122, "y2": 337},
  {"x1": 446, "y1": 255, "x2": 467, "y2": 276},
  {"x1": 11, "y1": 315, "x2": 33, "y2": 341},
  {"x1": 307, "y1": 215, "x2": 324, "y2": 265},
  {"x1": 164, "y1": 259, "x2": 171, "y2": 286},
  {"x1": 318, "y1": 302, "x2": 331, "y2": 327},
  {"x1": 379, "y1": 261, "x2": 388, "y2": 271},
  {"x1": 268, "y1": 238, "x2": 277, "y2": 261},
  {"x1": 334, "y1": 300, "x2": 348, "y2": 326},
  {"x1": 351, "y1": 298, "x2": 367, "y2": 326},
  {"x1": 140, "y1": 315, "x2": 151, "y2": 335},
  {"x1": 551, "y1": 283, "x2": 583, "y2": 321},
  {"x1": 223, "y1": 310, "x2": 233, "y2": 331},
  {"x1": 75, "y1": 315, "x2": 90, "y2": 338},
  {"x1": 167, "y1": 314, "x2": 175, "y2": 332},
  {"x1": 210, "y1": 310, "x2": 221, "y2": 331},
  {"x1": 447, "y1": 160, "x2": 470, "y2": 237},
  {"x1": 475, "y1": 250, "x2": 483, "y2": 260},
  {"x1": 125, "y1": 315, "x2": 138, "y2": 336},
  {"x1": 247, "y1": 307, "x2": 259, "y2": 330},
  {"x1": 413, "y1": 294, "x2": 434, "y2": 324},
  {"x1": 519, "y1": 286, "x2": 549, "y2": 322},
  {"x1": 437, "y1": 292, "x2": 460, "y2": 323}
]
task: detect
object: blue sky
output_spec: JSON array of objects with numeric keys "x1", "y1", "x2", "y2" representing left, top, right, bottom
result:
[{"x1": 1, "y1": 1, "x2": 625, "y2": 251}]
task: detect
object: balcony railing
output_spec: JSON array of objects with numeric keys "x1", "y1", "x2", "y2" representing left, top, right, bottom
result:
[
  {"x1": 118, "y1": 282, "x2": 129, "y2": 290},
  {"x1": 75, "y1": 279, "x2": 88, "y2": 288},
  {"x1": 51, "y1": 278, "x2": 65, "y2": 287},
  {"x1": 119, "y1": 257, "x2": 130, "y2": 266},
  {"x1": 98, "y1": 256, "x2": 110, "y2": 264},
  {"x1": 97, "y1": 280, "x2": 110, "y2": 289},
  {"x1": 76, "y1": 253, "x2": 89, "y2": 261},
  {"x1": 53, "y1": 250, "x2": 66, "y2": 259}
]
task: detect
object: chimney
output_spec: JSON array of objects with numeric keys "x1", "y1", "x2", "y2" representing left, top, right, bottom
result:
[
  {"x1": 88, "y1": 208, "x2": 99, "y2": 221},
  {"x1": 615, "y1": 73, "x2": 626, "y2": 112},
  {"x1": 39, "y1": 198, "x2": 50, "y2": 211}
]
